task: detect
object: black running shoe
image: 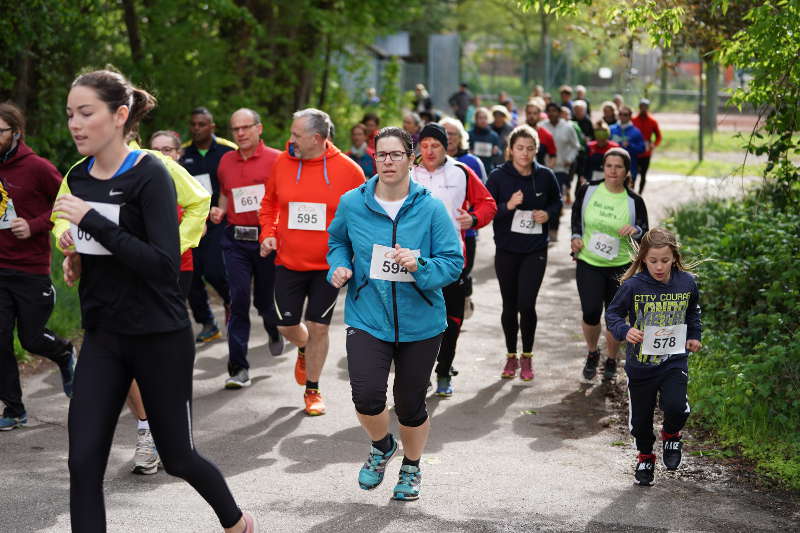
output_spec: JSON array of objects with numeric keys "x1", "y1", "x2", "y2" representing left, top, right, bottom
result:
[
  {"x1": 582, "y1": 350, "x2": 600, "y2": 380},
  {"x1": 634, "y1": 454, "x2": 656, "y2": 486},
  {"x1": 662, "y1": 434, "x2": 683, "y2": 470},
  {"x1": 602, "y1": 357, "x2": 618, "y2": 381}
]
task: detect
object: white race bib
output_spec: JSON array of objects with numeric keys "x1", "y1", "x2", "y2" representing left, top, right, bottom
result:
[
  {"x1": 193, "y1": 173, "x2": 213, "y2": 194},
  {"x1": 588, "y1": 232, "x2": 620, "y2": 260},
  {"x1": 592, "y1": 170, "x2": 604, "y2": 181},
  {"x1": 287, "y1": 202, "x2": 326, "y2": 231},
  {"x1": 0, "y1": 199, "x2": 17, "y2": 230},
  {"x1": 511, "y1": 209, "x2": 542, "y2": 234},
  {"x1": 369, "y1": 244, "x2": 420, "y2": 282},
  {"x1": 473, "y1": 141, "x2": 493, "y2": 158},
  {"x1": 232, "y1": 184, "x2": 264, "y2": 214},
  {"x1": 70, "y1": 201, "x2": 121, "y2": 255},
  {"x1": 642, "y1": 324, "x2": 687, "y2": 356}
]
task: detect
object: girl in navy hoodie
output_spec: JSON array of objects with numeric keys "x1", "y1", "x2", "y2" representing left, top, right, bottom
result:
[{"x1": 606, "y1": 228, "x2": 702, "y2": 486}]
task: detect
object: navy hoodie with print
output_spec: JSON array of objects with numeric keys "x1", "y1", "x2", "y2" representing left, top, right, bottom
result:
[{"x1": 606, "y1": 268, "x2": 701, "y2": 378}]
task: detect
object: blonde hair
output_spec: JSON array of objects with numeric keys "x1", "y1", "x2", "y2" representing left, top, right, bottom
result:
[
  {"x1": 621, "y1": 227, "x2": 701, "y2": 281},
  {"x1": 439, "y1": 117, "x2": 469, "y2": 151}
]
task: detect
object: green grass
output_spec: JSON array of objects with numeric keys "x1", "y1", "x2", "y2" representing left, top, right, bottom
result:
[
  {"x1": 659, "y1": 130, "x2": 753, "y2": 153},
  {"x1": 649, "y1": 157, "x2": 765, "y2": 177},
  {"x1": 14, "y1": 240, "x2": 82, "y2": 361}
]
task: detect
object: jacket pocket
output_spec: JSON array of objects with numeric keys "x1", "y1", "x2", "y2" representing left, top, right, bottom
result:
[
  {"x1": 353, "y1": 278, "x2": 369, "y2": 301},
  {"x1": 411, "y1": 283, "x2": 433, "y2": 306}
]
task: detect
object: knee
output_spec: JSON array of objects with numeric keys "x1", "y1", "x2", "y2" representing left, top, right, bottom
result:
[
  {"x1": 582, "y1": 308, "x2": 602, "y2": 326},
  {"x1": 160, "y1": 453, "x2": 196, "y2": 480},
  {"x1": 394, "y1": 395, "x2": 427, "y2": 427},
  {"x1": 306, "y1": 322, "x2": 329, "y2": 338},
  {"x1": 352, "y1": 384, "x2": 386, "y2": 417},
  {"x1": 662, "y1": 398, "x2": 691, "y2": 420}
]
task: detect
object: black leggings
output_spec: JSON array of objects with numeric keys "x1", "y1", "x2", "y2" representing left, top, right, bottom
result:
[
  {"x1": 637, "y1": 156, "x2": 651, "y2": 193},
  {"x1": 346, "y1": 327, "x2": 442, "y2": 427},
  {"x1": 436, "y1": 277, "x2": 465, "y2": 378},
  {"x1": 494, "y1": 249, "x2": 547, "y2": 354},
  {"x1": 628, "y1": 365, "x2": 690, "y2": 454},
  {"x1": 464, "y1": 233, "x2": 477, "y2": 297},
  {"x1": 575, "y1": 260, "x2": 628, "y2": 326},
  {"x1": 68, "y1": 327, "x2": 241, "y2": 532}
]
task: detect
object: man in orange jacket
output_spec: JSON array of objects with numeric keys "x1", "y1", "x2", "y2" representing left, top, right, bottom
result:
[{"x1": 258, "y1": 108, "x2": 365, "y2": 415}]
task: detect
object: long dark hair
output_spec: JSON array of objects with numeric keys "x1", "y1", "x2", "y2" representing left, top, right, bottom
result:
[{"x1": 71, "y1": 69, "x2": 156, "y2": 137}]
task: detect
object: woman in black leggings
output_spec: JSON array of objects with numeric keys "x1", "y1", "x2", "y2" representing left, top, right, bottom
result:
[
  {"x1": 54, "y1": 70, "x2": 253, "y2": 533},
  {"x1": 486, "y1": 125, "x2": 562, "y2": 381}
]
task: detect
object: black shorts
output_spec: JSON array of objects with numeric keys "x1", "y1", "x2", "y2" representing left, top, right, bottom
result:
[{"x1": 273, "y1": 266, "x2": 339, "y2": 326}]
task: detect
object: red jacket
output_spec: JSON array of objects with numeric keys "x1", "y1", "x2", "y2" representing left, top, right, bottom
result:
[
  {"x1": 258, "y1": 140, "x2": 365, "y2": 271},
  {"x1": 537, "y1": 126, "x2": 557, "y2": 156},
  {"x1": 218, "y1": 141, "x2": 281, "y2": 227},
  {"x1": 0, "y1": 142, "x2": 62, "y2": 275},
  {"x1": 632, "y1": 113, "x2": 662, "y2": 158}
]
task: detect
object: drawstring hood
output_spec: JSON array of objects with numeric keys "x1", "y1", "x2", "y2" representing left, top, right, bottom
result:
[{"x1": 287, "y1": 140, "x2": 337, "y2": 186}]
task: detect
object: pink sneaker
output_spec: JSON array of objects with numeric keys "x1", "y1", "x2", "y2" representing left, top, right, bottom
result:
[
  {"x1": 241, "y1": 511, "x2": 255, "y2": 532},
  {"x1": 519, "y1": 355, "x2": 534, "y2": 381},
  {"x1": 501, "y1": 355, "x2": 519, "y2": 379}
]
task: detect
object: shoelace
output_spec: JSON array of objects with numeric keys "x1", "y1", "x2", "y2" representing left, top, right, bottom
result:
[
  {"x1": 365, "y1": 449, "x2": 389, "y2": 471},
  {"x1": 399, "y1": 469, "x2": 420, "y2": 485}
]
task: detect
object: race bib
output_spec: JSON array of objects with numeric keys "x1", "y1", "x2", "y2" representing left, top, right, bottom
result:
[
  {"x1": 369, "y1": 244, "x2": 420, "y2": 282},
  {"x1": 232, "y1": 184, "x2": 264, "y2": 214},
  {"x1": 588, "y1": 232, "x2": 620, "y2": 260},
  {"x1": 70, "y1": 201, "x2": 120, "y2": 255},
  {"x1": 642, "y1": 324, "x2": 687, "y2": 356},
  {"x1": 511, "y1": 210, "x2": 542, "y2": 234},
  {"x1": 0, "y1": 199, "x2": 17, "y2": 230},
  {"x1": 287, "y1": 202, "x2": 326, "y2": 231},
  {"x1": 473, "y1": 142, "x2": 493, "y2": 158},
  {"x1": 193, "y1": 173, "x2": 213, "y2": 194},
  {"x1": 592, "y1": 170, "x2": 604, "y2": 181}
]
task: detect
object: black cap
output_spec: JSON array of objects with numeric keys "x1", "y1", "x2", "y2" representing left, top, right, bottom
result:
[{"x1": 419, "y1": 123, "x2": 448, "y2": 149}]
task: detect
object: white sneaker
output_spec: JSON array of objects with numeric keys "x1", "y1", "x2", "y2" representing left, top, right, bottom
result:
[{"x1": 132, "y1": 429, "x2": 160, "y2": 475}]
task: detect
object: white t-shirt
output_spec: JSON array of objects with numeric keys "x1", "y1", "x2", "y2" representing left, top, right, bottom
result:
[{"x1": 374, "y1": 195, "x2": 407, "y2": 220}]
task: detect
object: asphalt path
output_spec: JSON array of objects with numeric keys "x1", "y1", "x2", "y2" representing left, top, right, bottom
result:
[{"x1": 2, "y1": 172, "x2": 797, "y2": 532}]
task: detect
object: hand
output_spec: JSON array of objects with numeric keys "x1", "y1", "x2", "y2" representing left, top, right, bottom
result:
[
  {"x1": 330, "y1": 267, "x2": 352, "y2": 288},
  {"x1": 618, "y1": 224, "x2": 638, "y2": 237},
  {"x1": 259, "y1": 237, "x2": 277, "y2": 257},
  {"x1": 53, "y1": 195, "x2": 92, "y2": 225},
  {"x1": 570, "y1": 237, "x2": 584, "y2": 254},
  {"x1": 626, "y1": 327, "x2": 644, "y2": 344},
  {"x1": 686, "y1": 339, "x2": 702, "y2": 353},
  {"x1": 646, "y1": 141, "x2": 653, "y2": 152},
  {"x1": 10, "y1": 218, "x2": 31, "y2": 239},
  {"x1": 532, "y1": 210, "x2": 549, "y2": 224},
  {"x1": 62, "y1": 251, "x2": 81, "y2": 287},
  {"x1": 393, "y1": 243, "x2": 419, "y2": 273},
  {"x1": 58, "y1": 229, "x2": 75, "y2": 251},
  {"x1": 506, "y1": 190, "x2": 524, "y2": 210},
  {"x1": 209, "y1": 207, "x2": 224, "y2": 224},
  {"x1": 455, "y1": 208, "x2": 473, "y2": 230}
]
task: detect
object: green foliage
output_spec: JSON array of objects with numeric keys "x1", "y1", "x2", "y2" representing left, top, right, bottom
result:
[
  {"x1": 665, "y1": 192, "x2": 800, "y2": 489},
  {"x1": 377, "y1": 58, "x2": 403, "y2": 126}
]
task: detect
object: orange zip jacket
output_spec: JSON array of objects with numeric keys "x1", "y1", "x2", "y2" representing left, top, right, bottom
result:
[{"x1": 258, "y1": 140, "x2": 365, "y2": 271}]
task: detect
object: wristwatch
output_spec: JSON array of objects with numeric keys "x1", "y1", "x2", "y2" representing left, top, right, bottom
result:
[{"x1": 470, "y1": 214, "x2": 478, "y2": 228}]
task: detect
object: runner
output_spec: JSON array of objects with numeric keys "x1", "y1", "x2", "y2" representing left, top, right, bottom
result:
[
  {"x1": 583, "y1": 121, "x2": 620, "y2": 183},
  {"x1": 0, "y1": 102, "x2": 76, "y2": 431},
  {"x1": 631, "y1": 99, "x2": 663, "y2": 194},
  {"x1": 610, "y1": 106, "x2": 646, "y2": 185},
  {"x1": 538, "y1": 102, "x2": 579, "y2": 238},
  {"x1": 258, "y1": 108, "x2": 364, "y2": 415},
  {"x1": 523, "y1": 100, "x2": 557, "y2": 167},
  {"x1": 606, "y1": 228, "x2": 702, "y2": 486},
  {"x1": 327, "y1": 126, "x2": 462, "y2": 501},
  {"x1": 212, "y1": 108, "x2": 283, "y2": 389},
  {"x1": 601, "y1": 101, "x2": 618, "y2": 127},
  {"x1": 441, "y1": 117, "x2": 486, "y2": 319},
  {"x1": 412, "y1": 123, "x2": 497, "y2": 397},
  {"x1": 346, "y1": 123, "x2": 376, "y2": 177},
  {"x1": 467, "y1": 107, "x2": 501, "y2": 173},
  {"x1": 180, "y1": 107, "x2": 236, "y2": 344},
  {"x1": 571, "y1": 147, "x2": 648, "y2": 382},
  {"x1": 485, "y1": 125, "x2": 561, "y2": 380},
  {"x1": 54, "y1": 69, "x2": 253, "y2": 532}
]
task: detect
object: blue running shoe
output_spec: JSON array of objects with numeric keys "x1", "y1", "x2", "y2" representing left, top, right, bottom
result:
[
  {"x1": 0, "y1": 412, "x2": 27, "y2": 431},
  {"x1": 358, "y1": 436, "x2": 398, "y2": 490},
  {"x1": 392, "y1": 464, "x2": 422, "y2": 501},
  {"x1": 434, "y1": 376, "x2": 453, "y2": 397},
  {"x1": 58, "y1": 347, "x2": 77, "y2": 399}
]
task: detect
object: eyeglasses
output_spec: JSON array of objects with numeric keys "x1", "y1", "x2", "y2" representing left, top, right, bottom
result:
[
  {"x1": 231, "y1": 123, "x2": 258, "y2": 134},
  {"x1": 156, "y1": 146, "x2": 178, "y2": 155},
  {"x1": 375, "y1": 151, "x2": 409, "y2": 162},
  {"x1": 0, "y1": 127, "x2": 12, "y2": 135}
]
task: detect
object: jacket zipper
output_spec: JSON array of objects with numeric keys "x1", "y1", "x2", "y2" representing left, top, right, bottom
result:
[{"x1": 353, "y1": 279, "x2": 368, "y2": 301}]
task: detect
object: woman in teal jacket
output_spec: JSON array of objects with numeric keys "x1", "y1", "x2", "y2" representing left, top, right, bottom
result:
[{"x1": 327, "y1": 127, "x2": 462, "y2": 502}]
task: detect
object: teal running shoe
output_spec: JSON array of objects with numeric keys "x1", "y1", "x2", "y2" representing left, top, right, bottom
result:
[
  {"x1": 0, "y1": 412, "x2": 27, "y2": 431},
  {"x1": 392, "y1": 464, "x2": 422, "y2": 501},
  {"x1": 434, "y1": 376, "x2": 453, "y2": 397},
  {"x1": 358, "y1": 436, "x2": 398, "y2": 490}
]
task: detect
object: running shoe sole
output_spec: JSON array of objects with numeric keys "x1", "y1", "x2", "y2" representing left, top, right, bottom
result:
[
  {"x1": 392, "y1": 491, "x2": 420, "y2": 501},
  {"x1": 0, "y1": 421, "x2": 27, "y2": 431},
  {"x1": 132, "y1": 461, "x2": 160, "y2": 475},
  {"x1": 196, "y1": 331, "x2": 222, "y2": 344},
  {"x1": 225, "y1": 379, "x2": 251, "y2": 389}
]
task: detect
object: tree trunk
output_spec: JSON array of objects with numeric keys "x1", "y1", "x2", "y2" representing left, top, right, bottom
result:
[
  {"x1": 121, "y1": 0, "x2": 143, "y2": 64},
  {"x1": 658, "y1": 49, "x2": 669, "y2": 108},
  {"x1": 318, "y1": 33, "x2": 332, "y2": 109},
  {"x1": 704, "y1": 58, "x2": 719, "y2": 133},
  {"x1": 12, "y1": 48, "x2": 32, "y2": 111},
  {"x1": 540, "y1": 5, "x2": 550, "y2": 89}
]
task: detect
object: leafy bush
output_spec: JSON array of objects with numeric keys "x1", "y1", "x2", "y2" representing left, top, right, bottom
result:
[{"x1": 665, "y1": 190, "x2": 800, "y2": 489}]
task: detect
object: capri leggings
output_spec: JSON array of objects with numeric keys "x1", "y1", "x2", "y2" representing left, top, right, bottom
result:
[
  {"x1": 575, "y1": 259, "x2": 629, "y2": 326},
  {"x1": 68, "y1": 327, "x2": 241, "y2": 532},
  {"x1": 494, "y1": 248, "x2": 547, "y2": 354},
  {"x1": 346, "y1": 327, "x2": 442, "y2": 428}
]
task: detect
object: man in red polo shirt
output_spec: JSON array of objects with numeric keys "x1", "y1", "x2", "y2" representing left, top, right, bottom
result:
[
  {"x1": 211, "y1": 108, "x2": 284, "y2": 389},
  {"x1": 631, "y1": 98, "x2": 663, "y2": 194}
]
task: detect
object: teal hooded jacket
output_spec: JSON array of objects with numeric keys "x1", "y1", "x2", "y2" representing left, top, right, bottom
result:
[{"x1": 327, "y1": 175, "x2": 463, "y2": 343}]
